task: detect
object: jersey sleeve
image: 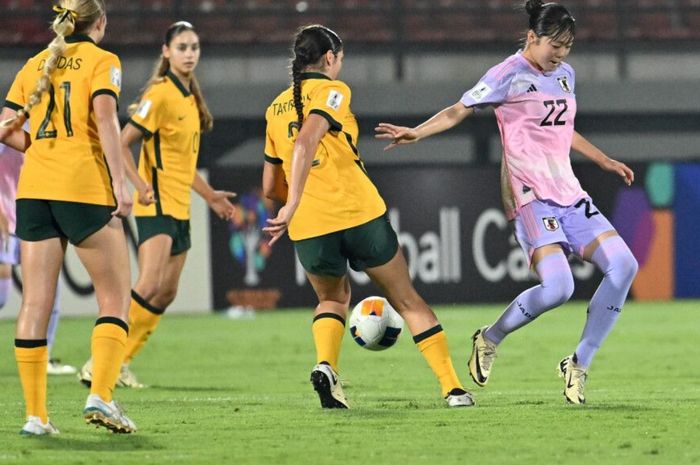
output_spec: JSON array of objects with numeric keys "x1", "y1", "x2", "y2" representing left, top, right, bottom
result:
[
  {"x1": 4, "y1": 60, "x2": 30, "y2": 111},
  {"x1": 264, "y1": 125, "x2": 282, "y2": 164},
  {"x1": 127, "y1": 86, "x2": 165, "y2": 138},
  {"x1": 460, "y1": 63, "x2": 513, "y2": 110},
  {"x1": 91, "y1": 52, "x2": 121, "y2": 104},
  {"x1": 306, "y1": 81, "x2": 351, "y2": 132}
]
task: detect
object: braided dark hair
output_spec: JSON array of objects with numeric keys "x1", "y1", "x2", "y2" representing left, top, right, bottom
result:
[
  {"x1": 524, "y1": 0, "x2": 575, "y2": 44},
  {"x1": 290, "y1": 25, "x2": 343, "y2": 128}
]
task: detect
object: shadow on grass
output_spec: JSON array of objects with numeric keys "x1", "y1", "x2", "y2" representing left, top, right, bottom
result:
[
  {"x1": 28, "y1": 434, "x2": 163, "y2": 452},
  {"x1": 148, "y1": 385, "x2": 236, "y2": 393}
]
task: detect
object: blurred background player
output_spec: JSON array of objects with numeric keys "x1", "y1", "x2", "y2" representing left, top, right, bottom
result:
[
  {"x1": 376, "y1": 0, "x2": 638, "y2": 405},
  {"x1": 0, "y1": 0, "x2": 136, "y2": 434},
  {"x1": 78, "y1": 21, "x2": 236, "y2": 389},
  {"x1": 0, "y1": 130, "x2": 77, "y2": 376},
  {"x1": 263, "y1": 25, "x2": 474, "y2": 409}
]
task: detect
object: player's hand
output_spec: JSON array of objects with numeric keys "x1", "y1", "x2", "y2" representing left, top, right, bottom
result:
[
  {"x1": 263, "y1": 204, "x2": 295, "y2": 246},
  {"x1": 374, "y1": 123, "x2": 420, "y2": 150},
  {"x1": 136, "y1": 182, "x2": 155, "y2": 206},
  {"x1": 602, "y1": 158, "x2": 634, "y2": 186},
  {"x1": 208, "y1": 191, "x2": 237, "y2": 220},
  {"x1": 111, "y1": 180, "x2": 133, "y2": 218}
]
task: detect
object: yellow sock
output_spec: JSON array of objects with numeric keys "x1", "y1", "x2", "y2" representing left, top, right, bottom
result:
[
  {"x1": 124, "y1": 291, "x2": 164, "y2": 363},
  {"x1": 311, "y1": 313, "x2": 345, "y2": 371},
  {"x1": 91, "y1": 318, "x2": 128, "y2": 402},
  {"x1": 15, "y1": 341, "x2": 49, "y2": 423},
  {"x1": 414, "y1": 326, "x2": 463, "y2": 397}
]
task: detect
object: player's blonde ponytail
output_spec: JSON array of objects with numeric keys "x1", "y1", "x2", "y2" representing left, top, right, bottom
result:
[{"x1": 0, "y1": 0, "x2": 105, "y2": 129}]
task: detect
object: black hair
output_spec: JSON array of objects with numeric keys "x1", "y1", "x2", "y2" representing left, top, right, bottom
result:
[
  {"x1": 290, "y1": 25, "x2": 343, "y2": 128},
  {"x1": 524, "y1": 0, "x2": 576, "y2": 44}
]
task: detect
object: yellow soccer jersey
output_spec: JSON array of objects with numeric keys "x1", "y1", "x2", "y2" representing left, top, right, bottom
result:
[
  {"x1": 128, "y1": 71, "x2": 200, "y2": 220},
  {"x1": 265, "y1": 73, "x2": 386, "y2": 241},
  {"x1": 4, "y1": 35, "x2": 122, "y2": 205}
]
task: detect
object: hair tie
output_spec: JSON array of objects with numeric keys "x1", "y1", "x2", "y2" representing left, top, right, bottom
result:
[{"x1": 52, "y1": 5, "x2": 79, "y2": 23}]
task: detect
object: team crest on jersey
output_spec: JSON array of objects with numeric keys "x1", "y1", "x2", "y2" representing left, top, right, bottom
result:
[
  {"x1": 467, "y1": 82, "x2": 492, "y2": 102},
  {"x1": 326, "y1": 90, "x2": 344, "y2": 110},
  {"x1": 110, "y1": 66, "x2": 122, "y2": 89},
  {"x1": 543, "y1": 217, "x2": 560, "y2": 231},
  {"x1": 556, "y1": 76, "x2": 571, "y2": 93}
]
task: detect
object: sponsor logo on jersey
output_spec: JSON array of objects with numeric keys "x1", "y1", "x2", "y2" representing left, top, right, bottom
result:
[
  {"x1": 467, "y1": 82, "x2": 492, "y2": 102},
  {"x1": 557, "y1": 76, "x2": 571, "y2": 93},
  {"x1": 136, "y1": 100, "x2": 152, "y2": 119},
  {"x1": 326, "y1": 90, "x2": 343, "y2": 110},
  {"x1": 110, "y1": 66, "x2": 122, "y2": 89}
]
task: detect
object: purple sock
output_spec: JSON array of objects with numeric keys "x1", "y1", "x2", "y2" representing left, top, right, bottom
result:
[
  {"x1": 485, "y1": 253, "x2": 574, "y2": 344},
  {"x1": 574, "y1": 236, "x2": 638, "y2": 368},
  {"x1": 0, "y1": 277, "x2": 10, "y2": 310},
  {"x1": 46, "y1": 284, "x2": 62, "y2": 356}
]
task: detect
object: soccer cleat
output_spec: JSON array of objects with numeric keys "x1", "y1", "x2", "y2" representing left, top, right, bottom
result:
[
  {"x1": 48, "y1": 358, "x2": 78, "y2": 376},
  {"x1": 19, "y1": 416, "x2": 59, "y2": 436},
  {"x1": 83, "y1": 394, "x2": 137, "y2": 433},
  {"x1": 468, "y1": 326, "x2": 498, "y2": 387},
  {"x1": 445, "y1": 388, "x2": 476, "y2": 407},
  {"x1": 557, "y1": 355, "x2": 588, "y2": 405},
  {"x1": 77, "y1": 360, "x2": 146, "y2": 389},
  {"x1": 77, "y1": 359, "x2": 93, "y2": 387},
  {"x1": 310, "y1": 362, "x2": 349, "y2": 409},
  {"x1": 117, "y1": 364, "x2": 147, "y2": 389}
]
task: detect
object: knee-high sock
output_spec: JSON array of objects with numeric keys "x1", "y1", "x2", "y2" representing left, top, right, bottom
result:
[
  {"x1": 574, "y1": 236, "x2": 638, "y2": 368},
  {"x1": 91, "y1": 317, "x2": 128, "y2": 402},
  {"x1": 46, "y1": 284, "x2": 61, "y2": 356},
  {"x1": 311, "y1": 313, "x2": 345, "y2": 371},
  {"x1": 485, "y1": 253, "x2": 575, "y2": 344},
  {"x1": 0, "y1": 277, "x2": 11, "y2": 309},
  {"x1": 124, "y1": 291, "x2": 164, "y2": 364},
  {"x1": 15, "y1": 340, "x2": 49, "y2": 423},
  {"x1": 414, "y1": 326, "x2": 463, "y2": 397}
]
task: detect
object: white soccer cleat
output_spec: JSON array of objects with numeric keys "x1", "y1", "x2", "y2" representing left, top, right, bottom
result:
[
  {"x1": 310, "y1": 363, "x2": 349, "y2": 409},
  {"x1": 118, "y1": 364, "x2": 147, "y2": 389},
  {"x1": 468, "y1": 326, "x2": 498, "y2": 387},
  {"x1": 19, "y1": 416, "x2": 59, "y2": 436},
  {"x1": 83, "y1": 394, "x2": 137, "y2": 433},
  {"x1": 445, "y1": 388, "x2": 476, "y2": 407},
  {"x1": 557, "y1": 355, "x2": 588, "y2": 405},
  {"x1": 77, "y1": 358, "x2": 93, "y2": 387},
  {"x1": 48, "y1": 358, "x2": 78, "y2": 376}
]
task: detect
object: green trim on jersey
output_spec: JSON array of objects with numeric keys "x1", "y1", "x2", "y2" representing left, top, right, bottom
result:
[
  {"x1": 166, "y1": 70, "x2": 191, "y2": 97},
  {"x1": 309, "y1": 109, "x2": 342, "y2": 132},
  {"x1": 265, "y1": 154, "x2": 282, "y2": 164}
]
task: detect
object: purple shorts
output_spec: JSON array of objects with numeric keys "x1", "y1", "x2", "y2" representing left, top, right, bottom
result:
[
  {"x1": 514, "y1": 198, "x2": 615, "y2": 264},
  {"x1": 0, "y1": 234, "x2": 20, "y2": 265}
]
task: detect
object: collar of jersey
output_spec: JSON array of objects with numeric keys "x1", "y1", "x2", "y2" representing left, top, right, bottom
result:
[
  {"x1": 65, "y1": 34, "x2": 95, "y2": 44},
  {"x1": 300, "y1": 72, "x2": 331, "y2": 81},
  {"x1": 166, "y1": 70, "x2": 192, "y2": 97}
]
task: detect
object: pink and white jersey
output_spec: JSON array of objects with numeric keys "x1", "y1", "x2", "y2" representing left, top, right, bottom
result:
[
  {"x1": 460, "y1": 51, "x2": 586, "y2": 219},
  {"x1": 0, "y1": 141, "x2": 23, "y2": 234}
]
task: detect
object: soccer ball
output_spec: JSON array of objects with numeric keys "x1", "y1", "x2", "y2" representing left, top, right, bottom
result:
[{"x1": 349, "y1": 296, "x2": 404, "y2": 351}]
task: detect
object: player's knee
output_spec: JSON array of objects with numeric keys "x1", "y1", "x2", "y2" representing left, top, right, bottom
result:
[
  {"x1": 543, "y1": 272, "x2": 575, "y2": 307},
  {"x1": 608, "y1": 249, "x2": 638, "y2": 288}
]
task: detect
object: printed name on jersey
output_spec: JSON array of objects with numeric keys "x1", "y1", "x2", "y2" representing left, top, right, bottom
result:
[
  {"x1": 543, "y1": 217, "x2": 560, "y2": 231},
  {"x1": 467, "y1": 82, "x2": 492, "y2": 102},
  {"x1": 557, "y1": 76, "x2": 571, "y2": 93},
  {"x1": 110, "y1": 66, "x2": 122, "y2": 89},
  {"x1": 136, "y1": 99, "x2": 152, "y2": 119},
  {"x1": 326, "y1": 90, "x2": 344, "y2": 110}
]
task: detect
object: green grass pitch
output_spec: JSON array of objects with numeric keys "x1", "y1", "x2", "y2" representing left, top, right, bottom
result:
[{"x1": 1, "y1": 301, "x2": 698, "y2": 465}]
